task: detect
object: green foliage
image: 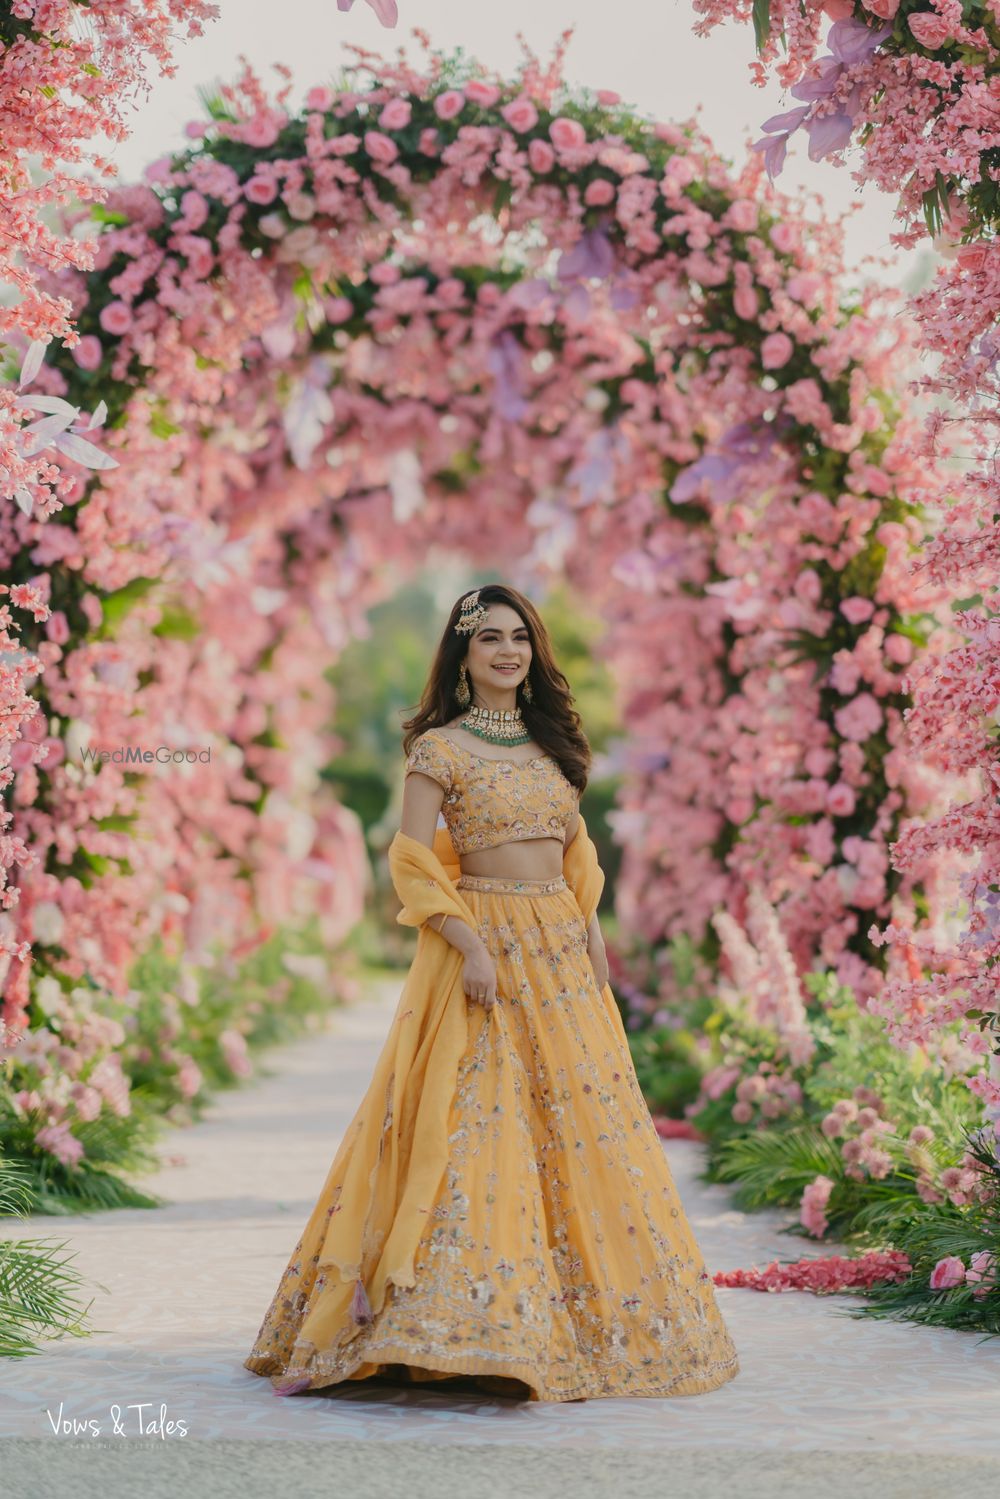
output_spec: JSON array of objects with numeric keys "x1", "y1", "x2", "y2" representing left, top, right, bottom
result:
[
  {"x1": 0, "y1": 1157, "x2": 96, "y2": 1357},
  {"x1": 1, "y1": 920, "x2": 352, "y2": 1213}
]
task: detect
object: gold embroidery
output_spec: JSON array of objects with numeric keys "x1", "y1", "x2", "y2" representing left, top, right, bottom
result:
[
  {"x1": 404, "y1": 730, "x2": 576, "y2": 856},
  {"x1": 244, "y1": 879, "x2": 740, "y2": 1402}
]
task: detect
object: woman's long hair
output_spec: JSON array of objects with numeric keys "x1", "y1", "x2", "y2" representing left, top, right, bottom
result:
[{"x1": 401, "y1": 584, "x2": 592, "y2": 793}]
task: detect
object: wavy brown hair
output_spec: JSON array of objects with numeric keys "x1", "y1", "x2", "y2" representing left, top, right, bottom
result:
[{"x1": 401, "y1": 583, "x2": 592, "y2": 793}]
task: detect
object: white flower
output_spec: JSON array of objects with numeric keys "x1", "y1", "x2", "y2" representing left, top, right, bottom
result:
[{"x1": 11, "y1": 340, "x2": 118, "y2": 514}]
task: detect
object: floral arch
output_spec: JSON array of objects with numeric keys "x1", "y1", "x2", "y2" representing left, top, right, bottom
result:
[{"x1": 1, "y1": 38, "x2": 950, "y2": 1149}]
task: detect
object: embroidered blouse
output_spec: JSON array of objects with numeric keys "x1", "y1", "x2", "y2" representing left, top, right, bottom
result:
[{"x1": 404, "y1": 728, "x2": 578, "y2": 855}]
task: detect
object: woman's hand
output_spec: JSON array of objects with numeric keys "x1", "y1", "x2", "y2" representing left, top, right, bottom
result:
[
  {"x1": 462, "y1": 942, "x2": 498, "y2": 1011},
  {"x1": 588, "y1": 932, "x2": 610, "y2": 990}
]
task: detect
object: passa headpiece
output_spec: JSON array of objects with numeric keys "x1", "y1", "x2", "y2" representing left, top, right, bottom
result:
[{"x1": 454, "y1": 590, "x2": 489, "y2": 635}]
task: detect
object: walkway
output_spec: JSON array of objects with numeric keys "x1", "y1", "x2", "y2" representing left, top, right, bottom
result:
[{"x1": 2, "y1": 976, "x2": 999, "y2": 1497}]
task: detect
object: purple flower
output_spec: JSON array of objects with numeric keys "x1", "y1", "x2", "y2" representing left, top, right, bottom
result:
[
  {"x1": 750, "y1": 131, "x2": 791, "y2": 184},
  {"x1": 557, "y1": 226, "x2": 616, "y2": 282},
  {"x1": 827, "y1": 17, "x2": 893, "y2": 65},
  {"x1": 760, "y1": 105, "x2": 812, "y2": 132},
  {"x1": 486, "y1": 331, "x2": 528, "y2": 422},
  {"x1": 336, "y1": 0, "x2": 398, "y2": 26},
  {"x1": 805, "y1": 110, "x2": 856, "y2": 161}
]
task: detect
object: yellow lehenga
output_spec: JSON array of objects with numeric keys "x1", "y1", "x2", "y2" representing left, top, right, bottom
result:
[{"x1": 243, "y1": 731, "x2": 740, "y2": 1402}]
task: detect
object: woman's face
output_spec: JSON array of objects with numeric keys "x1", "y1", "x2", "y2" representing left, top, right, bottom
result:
[{"x1": 465, "y1": 602, "x2": 532, "y2": 701}]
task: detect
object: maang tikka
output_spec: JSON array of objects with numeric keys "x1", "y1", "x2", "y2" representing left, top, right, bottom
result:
[
  {"x1": 453, "y1": 590, "x2": 534, "y2": 704},
  {"x1": 454, "y1": 590, "x2": 489, "y2": 635}
]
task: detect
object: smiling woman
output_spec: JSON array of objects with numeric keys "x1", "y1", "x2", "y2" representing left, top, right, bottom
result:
[{"x1": 243, "y1": 582, "x2": 741, "y2": 1403}]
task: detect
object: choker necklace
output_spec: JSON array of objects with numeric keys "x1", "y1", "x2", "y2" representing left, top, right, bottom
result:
[{"x1": 460, "y1": 704, "x2": 532, "y2": 746}]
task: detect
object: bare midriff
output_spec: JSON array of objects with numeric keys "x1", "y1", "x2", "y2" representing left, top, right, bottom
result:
[
  {"x1": 440, "y1": 723, "x2": 572, "y2": 881},
  {"x1": 458, "y1": 836, "x2": 567, "y2": 881}
]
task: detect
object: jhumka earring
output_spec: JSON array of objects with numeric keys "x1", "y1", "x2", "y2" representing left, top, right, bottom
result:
[
  {"x1": 521, "y1": 675, "x2": 533, "y2": 703},
  {"x1": 455, "y1": 659, "x2": 471, "y2": 707}
]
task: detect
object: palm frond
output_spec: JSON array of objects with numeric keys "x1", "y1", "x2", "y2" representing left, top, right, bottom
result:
[{"x1": 709, "y1": 1123, "x2": 844, "y2": 1210}]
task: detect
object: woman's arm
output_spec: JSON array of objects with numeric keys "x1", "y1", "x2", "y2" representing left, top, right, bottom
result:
[{"x1": 400, "y1": 768, "x2": 485, "y2": 959}]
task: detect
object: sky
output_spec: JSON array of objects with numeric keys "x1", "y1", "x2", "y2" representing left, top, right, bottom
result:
[{"x1": 108, "y1": 0, "x2": 935, "y2": 296}]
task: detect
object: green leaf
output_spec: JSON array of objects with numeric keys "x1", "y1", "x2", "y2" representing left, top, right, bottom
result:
[{"x1": 752, "y1": 0, "x2": 773, "y2": 52}]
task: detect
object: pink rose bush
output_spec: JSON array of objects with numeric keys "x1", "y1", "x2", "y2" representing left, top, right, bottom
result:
[{"x1": 689, "y1": 0, "x2": 1000, "y2": 1138}]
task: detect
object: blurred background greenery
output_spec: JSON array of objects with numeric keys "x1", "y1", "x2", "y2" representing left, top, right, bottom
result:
[{"x1": 321, "y1": 567, "x2": 623, "y2": 968}]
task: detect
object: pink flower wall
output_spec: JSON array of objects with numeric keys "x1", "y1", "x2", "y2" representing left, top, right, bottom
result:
[{"x1": 0, "y1": 33, "x2": 971, "y2": 1139}]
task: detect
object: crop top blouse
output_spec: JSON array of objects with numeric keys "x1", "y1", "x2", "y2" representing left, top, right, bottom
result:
[{"x1": 404, "y1": 728, "x2": 578, "y2": 855}]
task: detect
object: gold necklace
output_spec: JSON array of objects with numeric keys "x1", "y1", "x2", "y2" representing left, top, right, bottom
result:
[{"x1": 460, "y1": 703, "x2": 532, "y2": 746}]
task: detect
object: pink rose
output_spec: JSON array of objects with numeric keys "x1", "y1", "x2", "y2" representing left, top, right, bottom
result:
[
  {"x1": 98, "y1": 300, "x2": 132, "y2": 336},
  {"x1": 840, "y1": 596, "x2": 875, "y2": 625},
  {"x1": 822, "y1": 0, "x2": 854, "y2": 14},
  {"x1": 245, "y1": 176, "x2": 278, "y2": 205},
  {"x1": 907, "y1": 12, "x2": 951, "y2": 47},
  {"x1": 584, "y1": 179, "x2": 616, "y2": 206},
  {"x1": 596, "y1": 89, "x2": 621, "y2": 106},
  {"x1": 241, "y1": 115, "x2": 282, "y2": 149},
  {"x1": 761, "y1": 331, "x2": 794, "y2": 369},
  {"x1": 928, "y1": 1255, "x2": 966, "y2": 1290},
  {"x1": 528, "y1": 139, "x2": 556, "y2": 174},
  {"x1": 379, "y1": 98, "x2": 412, "y2": 130},
  {"x1": 770, "y1": 222, "x2": 798, "y2": 254},
  {"x1": 727, "y1": 199, "x2": 759, "y2": 232},
  {"x1": 370, "y1": 261, "x2": 400, "y2": 286},
  {"x1": 72, "y1": 335, "x2": 102, "y2": 371},
  {"x1": 501, "y1": 96, "x2": 539, "y2": 133},
  {"x1": 464, "y1": 79, "x2": 501, "y2": 108},
  {"x1": 284, "y1": 191, "x2": 315, "y2": 221},
  {"x1": 179, "y1": 190, "x2": 209, "y2": 230},
  {"x1": 884, "y1": 633, "x2": 913, "y2": 665},
  {"x1": 305, "y1": 86, "x2": 334, "y2": 112},
  {"x1": 325, "y1": 296, "x2": 353, "y2": 323},
  {"x1": 549, "y1": 116, "x2": 588, "y2": 152},
  {"x1": 805, "y1": 746, "x2": 834, "y2": 777},
  {"x1": 794, "y1": 569, "x2": 822, "y2": 605},
  {"x1": 434, "y1": 90, "x2": 465, "y2": 121},
  {"x1": 364, "y1": 130, "x2": 399, "y2": 165},
  {"x1": 833, "y1": 692, "x2": 884, "y2": 743},
  {"x1": 826, "y1": 782, "x2": 857, "y2": 818},
  {"x1": 418, "y1": 127, "x2": 440, "y2": 155},
  {"x1": 862, "y1": 0, "x2": 899, "y2": 17},
  {"x1": 45, "y1": 610, "x2": 70, "y2": 644},
  {"x1": 734, "y1": 285, "x2": 759, "y2": 320}
]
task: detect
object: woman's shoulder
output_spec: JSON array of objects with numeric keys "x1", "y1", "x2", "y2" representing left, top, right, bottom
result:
[{"x1": 412, "y1": 723, "x2": 461, "y2": 751}]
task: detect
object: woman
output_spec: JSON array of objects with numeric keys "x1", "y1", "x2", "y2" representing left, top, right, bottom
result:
[{"x1": 244, "y1": 583, "x2": 740, "y2": 1403}]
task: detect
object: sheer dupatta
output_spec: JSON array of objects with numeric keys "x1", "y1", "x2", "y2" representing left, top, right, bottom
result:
[{"x1": 314, "y1": 814, "x2": 608, "y2": 1344}]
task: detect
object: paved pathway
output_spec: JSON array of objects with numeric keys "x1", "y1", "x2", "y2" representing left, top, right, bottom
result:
[{"x1": 3, "y1": 976, "x2": 999, "y2": 1497}]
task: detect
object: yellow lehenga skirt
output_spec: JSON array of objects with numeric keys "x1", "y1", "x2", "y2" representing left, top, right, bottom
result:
[{"x1": 243, "y1": 823, "x2": 740, "y2": 1403}]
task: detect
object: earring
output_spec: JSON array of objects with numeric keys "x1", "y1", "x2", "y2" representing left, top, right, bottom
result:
[
  {"x1": 522, "y1": 675, "x2": 533, "y2": 703},
  {"x1": 455, "y1": 660, "x2": 471, "y2": 707}
]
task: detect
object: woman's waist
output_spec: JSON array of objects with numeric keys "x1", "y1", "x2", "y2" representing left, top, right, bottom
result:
[{"x1": 456, "y1": 835, "x2": 565, "y2": 883}]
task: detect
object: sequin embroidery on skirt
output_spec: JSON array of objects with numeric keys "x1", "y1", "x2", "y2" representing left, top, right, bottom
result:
[{"x1": 243, "y1": 875, "x2": 740, "y2": 1402}]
